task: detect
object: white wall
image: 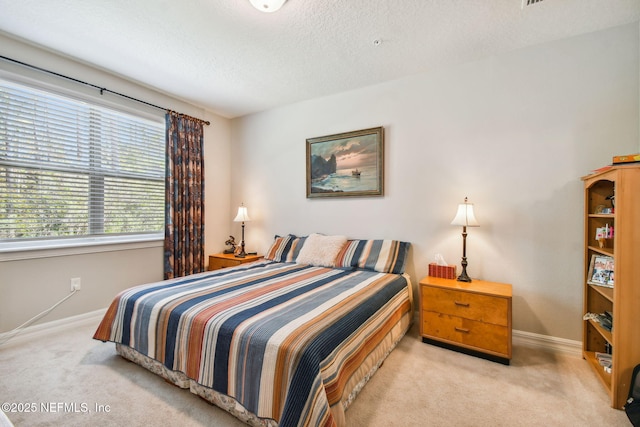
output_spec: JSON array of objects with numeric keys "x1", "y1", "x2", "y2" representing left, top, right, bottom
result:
[
  {"x1": 0, "y1": 34, "x2": 233, "y2": 332},
  {"x1": 230, "y1": 23, "x2": 639, "y2": 341}
]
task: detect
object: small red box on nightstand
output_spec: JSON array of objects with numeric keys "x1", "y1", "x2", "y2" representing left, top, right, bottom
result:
[{"x1": 428, "y1": 263, "x2": 457, "y2": 279}]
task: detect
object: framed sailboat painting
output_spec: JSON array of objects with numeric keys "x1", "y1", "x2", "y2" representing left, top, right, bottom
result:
[{"x1": 306, "y1": 126, "x2": 384, "y2": 198}]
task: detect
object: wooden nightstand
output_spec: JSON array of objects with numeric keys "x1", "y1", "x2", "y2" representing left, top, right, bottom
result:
[
  {"x1": 420, "y1": 276, "x2": 512, "y2": 364},
  {"x1": 208, "y1": 253, "x2": 263, "y2": 271}
]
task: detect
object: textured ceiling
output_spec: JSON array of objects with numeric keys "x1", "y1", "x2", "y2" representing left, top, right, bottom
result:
[{"x1": 0, "y1": 0, "x2": 638, "y2": 118}]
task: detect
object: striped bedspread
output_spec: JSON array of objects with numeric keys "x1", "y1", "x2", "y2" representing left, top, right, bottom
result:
[{"x1": 94, "y1": 260, "x2": 412, "y2": 427}]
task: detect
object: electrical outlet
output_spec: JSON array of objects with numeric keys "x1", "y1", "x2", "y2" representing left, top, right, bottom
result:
[{"x1": 70, "y1": 277, "x2": 81, "y2": 292}]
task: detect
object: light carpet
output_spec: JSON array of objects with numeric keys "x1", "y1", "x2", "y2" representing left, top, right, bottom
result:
[{"x1": 0, "y1": 321, "x2": 631, "y2": 426}]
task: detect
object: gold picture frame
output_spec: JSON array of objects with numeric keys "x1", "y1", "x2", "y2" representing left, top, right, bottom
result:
[{"x1": 306, "y1": 127, "x2": 384, "y2": 198}]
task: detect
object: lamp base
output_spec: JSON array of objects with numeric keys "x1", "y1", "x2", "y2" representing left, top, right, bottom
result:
[
  {"x1": 457, "y1": 256, "x2": 472, "y2": 282},
  {"x1": 457, "y1": 270, "x2": 472, "y2": 282},
  {"x1": 235, "y1": 222, "x2": 247, "y2": 258},
  {"x1": 235, "y1": 243, "x2": 247, "y2": 258}
]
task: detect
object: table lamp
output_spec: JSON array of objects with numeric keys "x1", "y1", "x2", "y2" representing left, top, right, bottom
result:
[
  {"x1": 233, "y1": 204, "x2": 251, "y2": 258},
  {"x1": 451, "y1": 197, "x2": 479, "y2": 282}
]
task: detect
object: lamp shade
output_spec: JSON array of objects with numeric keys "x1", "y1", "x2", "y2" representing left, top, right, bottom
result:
[
  {"x1": 450, "y1": 198, "x2": 479, "y2": 227},
  {"x1": 249, "y1": 0, "x2": 286, "y2": 12},
  {"x1": 233, "y1": 205, "x2": 251, "y2": 222}
]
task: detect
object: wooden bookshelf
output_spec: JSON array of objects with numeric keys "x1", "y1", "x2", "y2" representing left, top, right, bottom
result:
[{"x1": 582, "y1": 164, "x2": 640, "y2": 409}]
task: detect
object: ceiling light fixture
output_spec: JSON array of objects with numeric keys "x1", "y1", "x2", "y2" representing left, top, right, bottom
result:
[{"x1": 249, "y1": 0, "x2": 287, "y2": 13}]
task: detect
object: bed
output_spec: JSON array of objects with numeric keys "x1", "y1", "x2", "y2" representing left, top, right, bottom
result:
[{"x1": 93, "y1": 234, "x2": 412, "y2": 427}]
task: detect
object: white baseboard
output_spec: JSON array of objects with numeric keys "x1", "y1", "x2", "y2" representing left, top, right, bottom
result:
[
  {"x1": 513, "y1": 329, "x2": 582, "y2": 357},
  {"x1": 0, "y1": 308, "x2": 107, "y2": 349}
]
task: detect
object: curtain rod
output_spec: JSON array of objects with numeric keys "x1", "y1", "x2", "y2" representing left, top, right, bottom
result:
[{"x1": 0, "y1": 55, "x2": 210, "y2": 126}]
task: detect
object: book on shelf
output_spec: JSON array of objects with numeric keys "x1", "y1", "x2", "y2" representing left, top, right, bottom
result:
[
  {"x1": 584, "y1": 311, "x2": 613, "y2": 331},
  {"x1": 595, "y1": 352, "x2": 612, "y2": 373},
  {"x1": 595, "y1": 313, "x2": 612, "y2": 331},
  {"x1": 587, "y1": 254, "x2": 614, "y2": 288},
  {"x1": 612, "y1": 153, "x2": 640, "y2": 164}
]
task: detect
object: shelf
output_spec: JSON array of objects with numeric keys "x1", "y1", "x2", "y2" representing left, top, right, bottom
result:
[
  {"x1": 588, "y1": 283, "x2": 613, "y2": 303},
  {"x1": 587, "y1": 245, "x2": 613, "y2": 256},
  {"x1": 588, "y1": 213, "x2": 615, "y2": 219},
  {"x1": 584, "y1": 350, "x2": 612, "y2": 391},
  {"x1": 587, "y1": 318, "x2": 612, "y2": 344}
]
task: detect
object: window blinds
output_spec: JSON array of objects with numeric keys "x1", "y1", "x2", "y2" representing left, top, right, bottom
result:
[{"x1": 0, "y1": 78, "x2": 165, "y2": 241}]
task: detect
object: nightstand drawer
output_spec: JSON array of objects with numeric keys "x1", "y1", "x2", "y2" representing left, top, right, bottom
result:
[
  {"x1": 210, "y1": 257, "x2": 243, "y2": 270},
  {"x1": 422, "y1": 311, "x2": 509, "y2": 355},
  {"x1": 421, "y1": 286, "x2": 508, "y2": 326}
]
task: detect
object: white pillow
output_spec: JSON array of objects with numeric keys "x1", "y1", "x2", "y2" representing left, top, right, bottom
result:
[{"x1": 296, "y1": 233, "x2": 347, "y2": 267}]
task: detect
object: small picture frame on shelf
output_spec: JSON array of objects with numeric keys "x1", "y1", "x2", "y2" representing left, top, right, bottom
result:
[{"x1": 587, "y1": 254, "x2": 615, "y2": 288}]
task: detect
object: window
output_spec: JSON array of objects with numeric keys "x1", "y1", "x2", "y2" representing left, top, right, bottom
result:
[{"x1": 0, "y1": 78, "x2": 165, "y2": 245}]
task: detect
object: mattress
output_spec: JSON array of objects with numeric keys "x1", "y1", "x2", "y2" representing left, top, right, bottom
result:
[{"x1": 94, "y1": 260, "x2": 412, "y2": 426}]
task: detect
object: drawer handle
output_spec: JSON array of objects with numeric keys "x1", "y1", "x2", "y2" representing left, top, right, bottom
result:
[
  {"x1": 455, "y1": 327, "x2": 470, "y2": 333},
  {"x1": 454, "y1": 301, "x2": 469, "y2": 307}
]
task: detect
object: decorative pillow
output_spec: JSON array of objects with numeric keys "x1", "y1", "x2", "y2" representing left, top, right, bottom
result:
[
  {"x1": 264, "y1": 234, "x2": 307, "y2": 262},
  {"x1": 335, "y1": 239, "x2": 411, "y2": 274},
  {"x1": 296, "y1": 233, "x2": 348, "y2": 268}
]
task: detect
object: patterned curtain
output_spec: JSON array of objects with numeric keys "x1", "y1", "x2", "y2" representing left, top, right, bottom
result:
[{"x1": 164, "y1": 112, "x2": 205, "y2": 279}]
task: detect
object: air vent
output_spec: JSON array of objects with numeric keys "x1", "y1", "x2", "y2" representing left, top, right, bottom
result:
[{"x1": 523, "y1": 0, "x2": 544, "y2": 6}]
